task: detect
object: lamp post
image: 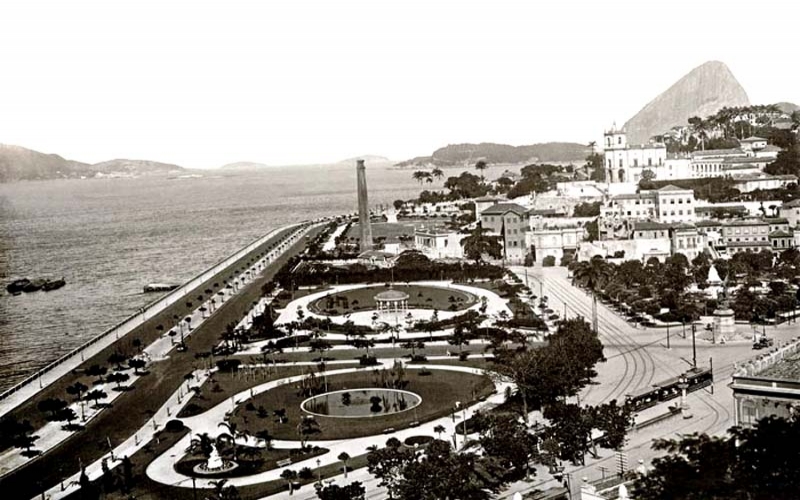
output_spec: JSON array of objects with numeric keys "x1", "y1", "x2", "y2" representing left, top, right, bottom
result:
[
  {"x1": 691, "y1": 324, "x2": 697, "y2": 368},
  {"x1": 677, "y1": 374, "x2": 692, "y2": 419}
]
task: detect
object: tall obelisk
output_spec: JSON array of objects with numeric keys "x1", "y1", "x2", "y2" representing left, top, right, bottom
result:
[{"x1": 356, "y1": 159, "x2": 373, "y2": 252}]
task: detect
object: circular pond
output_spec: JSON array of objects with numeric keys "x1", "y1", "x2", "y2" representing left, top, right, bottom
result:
[{"x1": 301, "y1": 388, "x2": 422, "y2": 418}]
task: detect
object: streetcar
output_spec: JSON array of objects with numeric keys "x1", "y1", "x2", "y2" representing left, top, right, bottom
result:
[{"x1": 624, "y1": 367, "x2": 713, "y2": 412}]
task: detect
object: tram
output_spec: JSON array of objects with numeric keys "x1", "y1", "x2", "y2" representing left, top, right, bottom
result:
[{"x1": 625, "y1": 367, "x2": 713, "y2": 412}]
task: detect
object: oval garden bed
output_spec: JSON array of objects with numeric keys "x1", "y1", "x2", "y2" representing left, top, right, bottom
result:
[
  {"x1": 230, "y1": 367, "x2": 494, "y2": 441},
  {"x1": 307, "y1": 284, "x2": 478, "y2": 316}
]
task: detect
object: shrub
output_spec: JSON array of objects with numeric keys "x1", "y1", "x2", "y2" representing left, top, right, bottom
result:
[
  {"x1": 165, "y1": 419, "x2": 185, "y2": 432},
  {"x1": 418, "y1": 368, "x2": 432, "y2": 376},
  {"x1": 542, "y1": 256, "x2": 556, "y2": 267},
  {"x1": 410, "y1": 354, "x2": 428, "y2": 363},
  {"x1": 245, "y1": 402, "x2": 256, "y2": 412},
  {"x1": 298, "y1": 467, "x2": 314, "y2": 480},
  {"x1": 358, "y1": 355, "x2": 379, "y2": 366}
]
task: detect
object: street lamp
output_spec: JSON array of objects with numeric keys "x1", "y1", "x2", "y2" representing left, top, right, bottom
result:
[{"x1": 677, "y1": 375, "x2": 692, "y2": 419}]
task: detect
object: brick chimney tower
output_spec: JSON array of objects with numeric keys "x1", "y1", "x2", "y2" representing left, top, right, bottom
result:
[{"x1": 356, "y1": 159, "x2": 373, "y2": 252}]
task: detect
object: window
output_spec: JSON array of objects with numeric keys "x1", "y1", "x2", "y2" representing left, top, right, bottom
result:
[
  {"x1": 617, "y1": 136, "x2": 622, "y2": 145},
  {"x1": 648, "y1": 158, "x2": 652, "y2": 166},
  {"x1": 619, "y1": 159, "x2": 623, "y2": 168}
]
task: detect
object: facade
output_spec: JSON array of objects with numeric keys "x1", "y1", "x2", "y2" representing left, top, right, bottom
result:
[
  {"x1": 474, "y1": 196, "x2": 506, "y2": 219},
  {"x1": 779, "y1": 199, "x2": 800, "y2": 228},
  {"x1": 599, "y1": 185, "x2": 696, "y2": 239},
  {"x1": 414, "y1": 228, "x2": 466, "y2": 260},
  {"x1": 480, "y1": 203, "x2": 529, "y2": 262},
  {"x1": 603, "y1": 127, "x2": 667, "y2": 183},
  {"x1": 527, "y1": 226, "x2": 586, "y2": 264},
  {"x1": 734, "y1": 174, "x2": 797, "y2": 193},
  {"x1": 722, "y1": 219, "x2": 772, "y2": 255},
  {"x1": 730, "y1": 340, "x2": 800, "y2": 428}
]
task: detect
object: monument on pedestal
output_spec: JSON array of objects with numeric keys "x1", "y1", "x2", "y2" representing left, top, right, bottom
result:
[
  {"x1": 356, "y1": 159, "x2": 374, "y2": 252},
  {"x1": 712, "y1": 275, "x2": 735, "y2": 342}
]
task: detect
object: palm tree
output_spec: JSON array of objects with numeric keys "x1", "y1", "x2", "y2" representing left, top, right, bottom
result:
[
  {"x1": 460, "y1": 224, "x2": 503, "y2": 264},
  {"x1": 431, "y1": 168, "x2": 444, "y2": 182},
  {"x1": 338, "y1": 451, "x2": 351, "y2": 478},
  {"x1": 475, "y1": 160, "x2": 488, "y2": 182},
  {"x1": 572, "y1": 255, "x2": 613, "y2": 333},
  {"x1": 434, "y1": 424, "x2": 446, "y2": 440},
  {"x1": 188, "y1": 432, "x2": 214, "y2": 457},
  {"x1": 412, "y1": 170, "x2": 429, "y2": 185}
]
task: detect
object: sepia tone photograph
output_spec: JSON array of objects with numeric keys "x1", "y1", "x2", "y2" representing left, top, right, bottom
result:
[{"x1": 1, "y1": 1, "x2": 799, "y2": 499}]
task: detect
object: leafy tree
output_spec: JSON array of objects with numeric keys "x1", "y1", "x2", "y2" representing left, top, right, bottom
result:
[
  {"x1": 128, "y1": 358, "x2": 147, "y2": 375},
  {"x1": 316, "y1": 481, "x2": 366, "y2": 500},
  {"x1": 107, "y1": 371, "x2": 130, "y2": 389},
  {"x1": 479, "y1": 414, "x2": 539, "y2": 479},
  {"x1": 107, "y1": 352, "x2": 127, "y2": 371},
  {"x1": 633, "y1": 416, "x2": 800, "y2": 500},
  {"x1": 393, "y1": 440, "x2": 495, "y2": 500},
  {"x1": 461, "y1": 224, "x2": 503, "y2": 264},
  {"x1": 281, "y1": 469, "x2": 298, "y2": 495},
  {"x1": 366, "y1": 443, "x2": 414, "y2": 498},
  {"x1": 66, "y1": 381, "x2": 89, "y2": 401},
  {"x1": 37, "y1": 398, "x2": 68, "y2": 419},
  {"x1": 85, "y1": 389, "x2": 108, "y2": 407}
]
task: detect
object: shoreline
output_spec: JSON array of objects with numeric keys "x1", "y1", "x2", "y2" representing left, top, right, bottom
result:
[{"x1": 0, "y1": 217, "x2": 325, "y2": 418}]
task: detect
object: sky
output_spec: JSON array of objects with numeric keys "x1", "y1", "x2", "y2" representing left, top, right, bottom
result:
[{"x1": 1, "y1": 0, "x2": 799, "y2": 168}]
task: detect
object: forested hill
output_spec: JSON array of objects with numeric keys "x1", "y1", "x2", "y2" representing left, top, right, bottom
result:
[{"x1": 397, "y1": 142, "x2": 589, "y2": 167}]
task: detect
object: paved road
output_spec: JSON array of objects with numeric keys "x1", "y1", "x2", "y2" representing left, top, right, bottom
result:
[{"x1": 498, "y1": 265, "x2": 800, "y2": 499}]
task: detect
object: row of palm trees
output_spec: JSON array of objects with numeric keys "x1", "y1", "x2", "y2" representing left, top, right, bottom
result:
[{"x1": 411, "y1": 168, "x2": 444, "y2": 185}]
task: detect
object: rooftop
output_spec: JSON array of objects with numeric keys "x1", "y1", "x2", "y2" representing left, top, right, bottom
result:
[
  {"x1": 374, "y1": 289, "x2": 410, "y2": 301},
  {"x1": 782, "y1": 199, "x2": 800, "y2": 208},
  {"x1": 692, "y1": 148, "x2": 744, "y2": 158},
  {"x1": 481, "y1": 203, "x2": 528, "y2": 216},
  {"x1": 657, "y1": 184, "x2": 692, "y2": 192},
  {"x1": 632, "y1": 221, "x2": 670, "y2": 231},
  {"x1": 770, "y1": 230, "x2": 793, "y2": 238},
  {"x1": 757, "y1": 351, "x2": 800, "y2": 381},
  {"x1": 741, "y1": 136, "x2": 768, "y2": 142},
  {"x1": 725, "y1": 219, "x2": 770, "y2": 227},
  {"x1": 696, "y1": 219, "x2": 723, "y2": 227},
  {"x1": 765, "y1": 217, "x2": 789, "y2": 224}
]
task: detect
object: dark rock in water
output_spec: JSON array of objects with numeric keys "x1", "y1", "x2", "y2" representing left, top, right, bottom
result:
[
  {"x1": 43, "y1": 278, "x2": 66, "y2": 291},
  {"x1": 23, "y1": 278, "x2": 47, "y2": 293},
  {"x1": 6, "y1": 278, "x2": 31, "y2": 294}
]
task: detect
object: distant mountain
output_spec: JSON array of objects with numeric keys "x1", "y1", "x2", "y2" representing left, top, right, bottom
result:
[
  {"x1": 0, "y1": 144, "x2": 89, "y2": 182},
  {"x1": 623, "y1": 61, "x2": 751, "y2": 144},
  {"x1": 0, "y1": 144, "x2": 185, "y2": 182},
  {"x1": 775, "y1": 102, "x2": 800, "y2": 114},
  {"x1": 397, "y1": 142, "x2": 588, "y2": 167},
  {"x1": 92, "y1": 159, "x2": 184, "y2": 173}
]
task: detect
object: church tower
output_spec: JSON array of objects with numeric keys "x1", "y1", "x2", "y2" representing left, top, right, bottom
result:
[{"x1": 603, "y1": 125, "x2": 628, "y2": 183}]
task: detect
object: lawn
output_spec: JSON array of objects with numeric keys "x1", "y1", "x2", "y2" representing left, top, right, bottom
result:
[
  {"x1": 343, "y1": 222, "x2": 416, "y2": 241},
  {"x1": 229, "y1": 368, "x2": 494, "y2": 441},
  {"x1": 307, "y1": 284, "x2": 478, "y2": 316}
]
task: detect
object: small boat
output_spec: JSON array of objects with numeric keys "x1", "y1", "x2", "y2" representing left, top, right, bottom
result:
[
  {"x1": 43, "y1": 278, "x2": 66, "y2": 291},
  {"x1": 144, "y1": 283, "x2": 180, "y2": 293}
]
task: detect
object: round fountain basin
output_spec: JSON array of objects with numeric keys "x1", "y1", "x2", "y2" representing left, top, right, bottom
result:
[
  {"x1": 301, "y1": 388, "x2": 421, "y2": 418},
  {"x1": 192, "y1": 461, "x2": 239, "y2": 476}
]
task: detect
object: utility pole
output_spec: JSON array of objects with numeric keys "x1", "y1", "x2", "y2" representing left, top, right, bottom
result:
[
  {"x1": 666, "y1": 323, "x2": 670, "y2": 349},
  {"x1": 691, "y1": 324, "x2": 697, "y2": 368}
]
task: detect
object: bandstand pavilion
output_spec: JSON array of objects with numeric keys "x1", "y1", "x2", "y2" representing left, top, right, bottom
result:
[{"x1": 374, "y1": 289, "x2": 410, "y2": 319}]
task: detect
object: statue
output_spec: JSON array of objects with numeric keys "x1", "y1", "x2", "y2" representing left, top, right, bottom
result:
[{"x1": 717, "y1": 273, "x2": 731, "y2": 309}]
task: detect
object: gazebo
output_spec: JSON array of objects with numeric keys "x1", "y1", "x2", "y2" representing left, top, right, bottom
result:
[{"x1": 374, "y1": 289, "x2": 410, "y2": 319}]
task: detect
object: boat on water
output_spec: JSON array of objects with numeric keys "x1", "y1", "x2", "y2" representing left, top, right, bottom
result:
[{"x1": 143, "y1": 283, "x2": 179, "y2": 293}]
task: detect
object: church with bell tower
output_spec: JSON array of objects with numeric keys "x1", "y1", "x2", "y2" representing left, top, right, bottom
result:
[{"x1": 603, "y1": 125, "x2": 667, "y2": 183}]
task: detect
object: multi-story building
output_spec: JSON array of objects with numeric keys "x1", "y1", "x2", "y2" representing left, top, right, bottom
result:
[
  {"x1": 734, "y1": 174, "x2": 797, "y2": 193},
  {"x1": 527, "y1": 225, "x2": 586, "y2": 264},
  {"x1": 631, "y1": 221, "x2": 706, "y2": 261},
  {"x1": 779, "y1": 199, "x2": 800, "y2": 228},
  {"x1": 599, "y1": 185, "x2": 696, "y2": 239},
  {"x1": 480, "y1": 203, "x2": 529, "y2": 262},
  {"x1": 603, "y1": 127, "x2": 667, "y2": 183},
  {"x1": 721, "y1": 219, "x2": 772, "y2": 255}
]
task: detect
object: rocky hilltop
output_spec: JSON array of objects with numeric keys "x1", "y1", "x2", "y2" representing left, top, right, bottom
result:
[{"x1": 623, "y1": 61, "x2": 751, "y2": 144}]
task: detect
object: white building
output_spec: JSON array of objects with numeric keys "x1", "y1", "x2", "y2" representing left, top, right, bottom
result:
[
  {"x1": 603, "y1": 126, "x2": 667, "y2": 183},
  {"x1": 735, "y1": 174, "x2": 798, "y2": 193},
  {"x1": 414, "y1": 228, "x2": 466, "y2": 260},
  {"x1": 599, "y1": 185, "x2": 696, "y2": 239},
  {"x1": 528, "y1": 226, "x2": 586, "y2": 264},
  {"x1": 779, "y1": 199, "x2": 800, "y2": 228}
]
